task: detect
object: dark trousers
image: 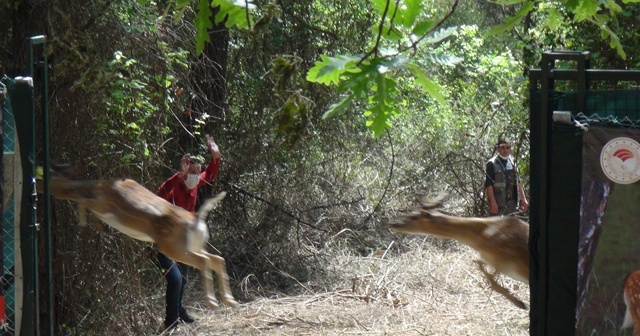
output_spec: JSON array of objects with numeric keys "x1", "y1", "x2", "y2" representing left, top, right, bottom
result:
[{"x1": 158, "y1": 251, "x2": 189, "y2": 324}]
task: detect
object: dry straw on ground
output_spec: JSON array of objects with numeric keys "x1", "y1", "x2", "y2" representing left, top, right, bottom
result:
[{"x1": 159, "y1": 236, "x2": 529, "y2": 336}]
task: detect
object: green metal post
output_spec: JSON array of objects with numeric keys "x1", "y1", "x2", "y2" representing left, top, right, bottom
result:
[
  {"x1": 28, "y1": 37, "x2": 41, "y2": 336},
  {"x1": 29, "y1": 35, "x2": 53, "y2": 336},
  {"x1": 28, "y1": 38, "x2": 40, "y2": 336}
]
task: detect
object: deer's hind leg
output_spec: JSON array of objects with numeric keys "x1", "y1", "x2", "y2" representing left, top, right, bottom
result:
[
  {"x1": 185, "y1": 251, "x2": 221, "y2": 309},
  {"x1": 202, "y1": 251, "x2": 238, "y2": 307},
  {"x1": 475, "y1": 261, "x2": 527, "y2": 309},
  {"x1": 161, "y1": 245, "x2": 220, "y2": 309}
]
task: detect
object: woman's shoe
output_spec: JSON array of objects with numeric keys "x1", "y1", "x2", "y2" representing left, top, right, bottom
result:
[
  {"x1": 160, "y1": 319, "x2": 179, "y2": 334},
  {"x1": 179, "y1": 307, "x2": 195, "y2": 324}
]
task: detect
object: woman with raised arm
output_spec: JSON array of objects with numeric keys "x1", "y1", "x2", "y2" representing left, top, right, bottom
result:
[{"x1": 156, "y1": 134, "x2": 221, "y2": 331}]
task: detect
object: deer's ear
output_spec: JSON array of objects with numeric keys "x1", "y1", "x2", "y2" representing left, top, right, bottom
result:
[
  {"x1": 416, "y1": 194, "x2": 429, "y2": 205},
  {"x1": 417, "y1": 193, "x2": 447, "y2": 210}
]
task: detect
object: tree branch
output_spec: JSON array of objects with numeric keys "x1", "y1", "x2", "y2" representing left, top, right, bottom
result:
[
  {"x1": 358, "y1": 0, "x2": 391, "y2": 66},
  {"x1": 222, "y1": 180, "x2": 329, "y2": 232}
]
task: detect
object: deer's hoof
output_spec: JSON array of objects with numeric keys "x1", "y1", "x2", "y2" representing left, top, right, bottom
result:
[
  {"x1": 206, "y1": 297, "x2": 220, "y2": 310},
  {"x1": 515, "y1": 299, "x2": 528, "y2": 310},
  {"x1": 222, "y1": 296, "x2": 239, "y2": 308}
]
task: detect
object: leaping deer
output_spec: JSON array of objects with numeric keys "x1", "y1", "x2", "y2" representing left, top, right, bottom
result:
[
  {"x1": 44, "y1": 165, "x2": 238, "y2": 309},
  {"x1": 389, "y1": 194, "x2": 529, "y2": 309},
  {"x1": 623, "y1": 270, "x2": 640, "y2": 335}
]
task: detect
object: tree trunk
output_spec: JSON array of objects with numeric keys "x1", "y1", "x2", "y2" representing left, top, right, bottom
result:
[
  {"x1": 182, "y1": 6, "x2": 229, "y2": 149},
  {"x1": 187, "y1": 6, "x2": 230, "y2": 204}
]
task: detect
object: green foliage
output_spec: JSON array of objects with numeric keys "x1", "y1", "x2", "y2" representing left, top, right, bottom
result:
[
  {"x1": 307, "y1": 0, "x2": 461, "y2": 136},
  {"x1": 306, "y1": 55, "x2": 361, "y2": 86},
  {"x1": 195, "y1": 0, "x2": 214, "y2": 54},
  {"x1": 69, "y1": 29, "x2": 190, "y2": 166},
  {"x1": 303, "y1": 0, "x2": 640, "y2": 136},
  {"x1": 568, "y1": 0, "x2": 640, "y2": 69},
  {"x1": 100, "y1": 49, "x2": 181, "y2": 162},
  {"x1": 263, "y1": 55, "x2": 316, "y2": 148},
  {"x1": 370, "y1": 0, "x2": 424, "y2": 28},
  {"x1": 484, "y1": 1, "x2": 534, "y2": 36},
  {"x1": 487, "y1": 0, "x2": 631, "y2": 59},
  {"x1": 212, "y1": 0, "x2": 255, "y2": 29},
  {"x1": 364, "y1": 71, "x2": 399, "y2": 135},
  {"x1": 323, "y1": 95, "x2": 355, "y2": 119},
  {"x1": 151, "y1": 0, "x2": 640, "y2": 139},
  {"x1": 310, "y1": 55, "x2": 404, "y2": 136},
  {"x1": 251, "y1": 2, "x2": 282, "y2": 35},
  {"x1": 168, "y1": 0, "x2": 256, "y2": 54},
  {"x1": 407, "y1": 63, "x2": 445, "y2": 104},
  {"x1": 261, "y1": 53, "x2": 317, "y2": 148},
  {"x1": 271, "y1": 56, "x2": 299, "y2": 92},
  {"x1": 274, "y1": 92, "x2": 311, "y2": 148},
  {"x1": 389, "y1": 20, "x2": 530, "y2": 213}
]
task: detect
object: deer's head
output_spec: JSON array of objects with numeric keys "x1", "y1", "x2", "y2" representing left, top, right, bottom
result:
[{"x1": 389, "y1": 193, "x2": 448, "y2": 236}]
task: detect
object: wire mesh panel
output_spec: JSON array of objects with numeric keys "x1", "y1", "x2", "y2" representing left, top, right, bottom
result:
[{"x1": 1, "y1": 79, "x2": 16, "y2": 336}]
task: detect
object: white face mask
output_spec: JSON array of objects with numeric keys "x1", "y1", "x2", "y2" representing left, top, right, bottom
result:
[
  {"x1": 498, "y1": 154, "x2": 510, "y2": 160},
  {"x1": 185, "y1": 174, "x2": 200, "y2": 189}
]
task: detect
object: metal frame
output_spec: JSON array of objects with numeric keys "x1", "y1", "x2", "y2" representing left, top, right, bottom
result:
[{"x1": 529, "y1": 51, "x2": 640, "y2": 335}]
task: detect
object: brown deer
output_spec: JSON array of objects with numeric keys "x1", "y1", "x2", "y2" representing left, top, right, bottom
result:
[
  {"x1": 389, "y1": 194, "x2": 529, "y2": 309},
  {"x1": 623, "y1": 270, "x2": 640, "y2": 335},
  {"x1": 44, "y1": 165, "x2": 238, "y2": 309}
]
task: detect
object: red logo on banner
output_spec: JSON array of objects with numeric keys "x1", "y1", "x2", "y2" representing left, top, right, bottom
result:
[{"x1": 600, "y1": 137, "x2": 640, "y2": 184}]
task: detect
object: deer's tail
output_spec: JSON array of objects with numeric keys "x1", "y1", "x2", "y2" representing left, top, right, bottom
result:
[{"x1": 197, "y1": 191, "x2": 227, "y2": 223}]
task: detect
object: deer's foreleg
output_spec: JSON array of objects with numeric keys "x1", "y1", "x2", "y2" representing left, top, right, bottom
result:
[{"x1": 475, "y1": 260, "x2": 527, "y2": 309}]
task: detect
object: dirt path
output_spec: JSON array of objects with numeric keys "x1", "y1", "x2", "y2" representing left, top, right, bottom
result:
[{"x1": 162, "y1": 241, "x2": 529, "y2": 335}]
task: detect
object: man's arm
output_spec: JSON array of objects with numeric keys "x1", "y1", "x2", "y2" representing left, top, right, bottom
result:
[
  {"x1": 485, "y1": 161, "x2": 498, "y2": 215},
  {"x1": 518, "y1": 184, "x2": 529, "y2": 211},
  {"x1": 486, "y1": 185, "x2": 499, "y2": 215},
  {"x1": 513, "y1": 160, "x2": 529, "y2": 212}
]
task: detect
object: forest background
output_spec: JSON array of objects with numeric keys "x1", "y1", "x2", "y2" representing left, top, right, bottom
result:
[{"x1": 2, "y1": 0, "x2": 640, "y2": 334}]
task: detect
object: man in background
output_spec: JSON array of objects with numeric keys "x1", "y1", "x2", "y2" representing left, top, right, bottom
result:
[{"x1": 485, "y1": 137, "x2": 528, "y2": 216}]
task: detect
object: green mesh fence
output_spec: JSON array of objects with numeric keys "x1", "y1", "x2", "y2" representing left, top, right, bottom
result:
[
  {"x1": 531, "y1": 88, "x2": 640, "y2": 129},
  {"x1": 545, "y1": 90, "x2": 640, "y2": 129},
  {"x1": 555, "y1": 90, "x2": 640, "y2": 126}
]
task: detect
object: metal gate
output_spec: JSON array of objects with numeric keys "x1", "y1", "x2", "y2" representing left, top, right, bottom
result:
[{"x1": 530, "y1": 51, "x2": 640, "y2": 335}]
